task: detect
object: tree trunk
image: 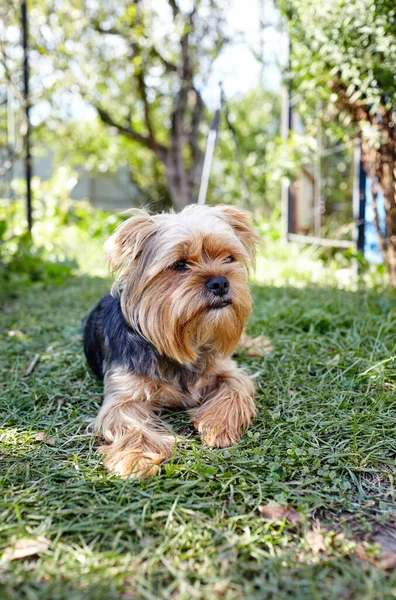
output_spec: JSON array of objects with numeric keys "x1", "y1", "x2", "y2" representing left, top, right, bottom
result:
[
  {"x1": 165, "y1": 150, "x2": 193, "y2": 211},
  {"x1": 333, "y1": 82, "x2": 396, "y2": 285},
  {"x1": 164, "y1": 112, "x2": 196, "y2": 210},
  {"x1": 361, "y1": 115, "x2": 396, "y2": 286},
  {"x1": 383, "y1": 177, "x2": 396, "y2": 287}
]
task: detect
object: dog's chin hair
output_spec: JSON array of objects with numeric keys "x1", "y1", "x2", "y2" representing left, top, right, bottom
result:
[
  {"x1": 121, "y1": 281, "x2": 251, "y2": 365},
  {"x1": 125, "y1": 301, "x2": 247, "y2": 364}
]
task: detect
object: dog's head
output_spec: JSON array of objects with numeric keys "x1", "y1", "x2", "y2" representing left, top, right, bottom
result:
[{"x1": 106, "y1": 204, "x2": 258, "y2": 364}]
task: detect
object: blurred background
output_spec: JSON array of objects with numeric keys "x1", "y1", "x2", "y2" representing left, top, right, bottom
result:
[{"x1": 0, "y1": 0, "x2": 395, "y2": 286}]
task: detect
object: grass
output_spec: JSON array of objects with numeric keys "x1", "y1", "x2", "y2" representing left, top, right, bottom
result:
[{"x1": 1, "y1": 242, "x2": 396, "y2": 599}]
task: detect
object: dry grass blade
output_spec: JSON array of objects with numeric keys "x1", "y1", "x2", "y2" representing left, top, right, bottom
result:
[{"x1": 24, "y1": 354, "x2": 41, "y2": 377}]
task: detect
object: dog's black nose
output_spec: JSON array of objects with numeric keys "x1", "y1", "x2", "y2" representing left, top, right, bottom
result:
[{"x1": 206, "y1": 276, "x2": 230, "y2": 297}]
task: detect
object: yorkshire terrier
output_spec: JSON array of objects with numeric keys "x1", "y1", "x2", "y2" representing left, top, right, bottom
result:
[{"x1": 83, "y1": 204, "x2": 258, "y2": 477}]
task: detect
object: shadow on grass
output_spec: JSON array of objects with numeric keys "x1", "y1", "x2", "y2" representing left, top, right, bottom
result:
[
  {"x1": 1, "y1": 273, "x2": 395, "y2": 599},
  {"x1": 1, "y1": 539, "x2": 395, "y2": 600}
]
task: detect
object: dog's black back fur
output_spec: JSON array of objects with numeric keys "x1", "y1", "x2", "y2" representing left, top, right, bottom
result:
[
  {"x1": 83, "y1": 294, "x2": 208, "y2": 390},
  {"x1": 83, "y1": 294, "x2": 158, "y2": 381}
]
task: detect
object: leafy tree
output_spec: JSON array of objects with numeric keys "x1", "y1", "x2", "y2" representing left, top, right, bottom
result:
[
  {"x1": 278, "y1": 0, "x2": 396, "y2": 284},
  {"x1": 27, "y1": 0, "x2": 228, "y2": 211},
  {"x1": 42, "y1": 87, "x2": 282, "y2": 216}
]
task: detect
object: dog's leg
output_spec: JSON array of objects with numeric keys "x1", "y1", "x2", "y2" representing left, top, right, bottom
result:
[
  {"x1": 92, "y1": 369, "x2": 176, "y2": 477},
  {"x1": 191, "y1": 358, "x2": 256, "y2": 448}
]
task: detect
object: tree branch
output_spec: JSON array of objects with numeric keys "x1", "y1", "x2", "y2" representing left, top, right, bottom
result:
[
  {"x1": 188, "y1": 88, "x2": 204, "y2": 186},
  {"x1": 136, "y1": 70, "x2": 161, "y2": 155},
  {"x1": 91, "y1": 21, "x2": 125, "y2": 36},
  {"x1": 170, "y1": 5, "x2": 196, "y2": 137},
  {"x1": 92, "y1": 21, "x2": 178, "y2": 72},
  {"x1": 0, "y1": 40, "x2": 25, "y2": 108},
  {"x1": 168, "y1": 0, "x2": 180, "y2": 18},
  {"x1": 95, "y1": 105, "x2": 167, "y2": 160},
  {"x1": 150, "y1": 46, "x2": 177, "y2": 72}
]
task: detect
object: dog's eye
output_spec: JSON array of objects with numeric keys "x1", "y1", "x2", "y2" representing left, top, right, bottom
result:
[
  {"x1": 224, "y1": 255, "x2": 235, "y2": 263},
  {"x1": 172, "y1": 260, "x2": 190, "y2": 271}
]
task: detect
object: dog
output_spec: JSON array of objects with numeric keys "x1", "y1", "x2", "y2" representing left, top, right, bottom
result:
[{"x1": 83, "y1": 204, "x2": 258, "y2": 477}]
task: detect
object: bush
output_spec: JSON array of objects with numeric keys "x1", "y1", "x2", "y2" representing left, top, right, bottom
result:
[{"x1": 0, "y1": 168, "x2": 124, "y2": 286}]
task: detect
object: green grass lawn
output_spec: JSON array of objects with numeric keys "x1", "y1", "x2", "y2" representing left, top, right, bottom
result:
[{"x1": 1, "y1": 257, "x2": 396, "y2": 599}]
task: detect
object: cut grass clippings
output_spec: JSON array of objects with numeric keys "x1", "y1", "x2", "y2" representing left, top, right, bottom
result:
[{"x1": 1, "y1": 268, "x2": 396, "y2": 599}]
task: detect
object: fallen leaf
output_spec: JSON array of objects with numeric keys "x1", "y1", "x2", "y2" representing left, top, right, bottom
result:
[
  {"x1": 258, "y1": 504, "x2": 302, "y2": 525},
  {"x1": 326, "y1": 353, "x2": 341, "y2": 366},
  {"x1": 379, "y1": 553, "x2": 396, "y2": 569},
  {"x1": 373, "y1": 527, "x2": 396, "y2": 570},
  {"x1": 306, "y1": 530, "x2": 326, "y2": 554},
  {"x1": 1, "y1": 537, "x2": 50, "y2": 561},
  {"x1": 354, "y1": 541, "x2": 371, "y2": 562},
  {"x1": 34, "y1": 432, "x2": 55, "y2": 446},
  {"x1": 238, "y1": 333, "x2": 274, "y2": 357}
]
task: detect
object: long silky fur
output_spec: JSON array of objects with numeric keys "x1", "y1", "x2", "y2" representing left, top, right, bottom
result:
[{"x1": 84, "y1": 204, "x2": 259, "y2": 477}]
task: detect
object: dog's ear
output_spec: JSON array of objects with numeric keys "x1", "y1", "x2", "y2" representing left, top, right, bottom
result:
[
  {"x1": 215, "y1": 205, "x2": 259, "y2": 264},
  {"x1": 105, "y1": 211, "x2": 157, "y2": 277}
]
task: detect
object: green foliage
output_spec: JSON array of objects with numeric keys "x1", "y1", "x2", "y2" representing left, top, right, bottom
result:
[
  {"x1": 278, "y1": 0, "x2": 396, "y2": 281},
  {"x1": 1, "y1": 235, "x2": 76, "y2": 287},
  {"x1": 0, "y1": 194, "x2": 76, "y2": 288},
  {"x1": 278, "y1": 0, "x2": 396, "y2": 132},
  {"x1": 0, "y1": 169, "x2": 123, "y2": 285},
  {"x1": 209, "y1": 88, "x2": 282, "y2": 216},
  {"x1": 255, "y1": 219, "x2": 387, "y2": 289}
]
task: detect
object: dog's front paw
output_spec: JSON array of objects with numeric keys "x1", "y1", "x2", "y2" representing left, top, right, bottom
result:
[
  {"x1": 196, "y1": 419, "x2": 242, "y2": 448},
  {"x1": 99, "y1": 445, "x2": 164, "y2": 478},
  {"x1": 193, "y1": 392, "x2": 256, "y2": 448}
]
